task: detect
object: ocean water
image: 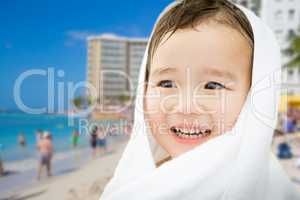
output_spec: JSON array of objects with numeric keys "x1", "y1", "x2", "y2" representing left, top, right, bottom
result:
[
  {"x1": 0, "y1": 112, "x2": 126, "y2": 163},
  {"x1": 0, "y1": 113, "x2": 83, "y2": 162},
  {"x1": 0, "y1": 112, "x2": 129, "y2": 197}
]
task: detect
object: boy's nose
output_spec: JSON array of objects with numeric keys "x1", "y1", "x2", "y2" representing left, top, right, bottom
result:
[
  {"x1": 163, "y1": 90, "x2": 221, "y2": 115},
  {"x1": 163, "y1": 92, "x2": 204, "y2": 114},
  {"x1": 178, "y1": 92, "x2": 207, "y2": 114}
]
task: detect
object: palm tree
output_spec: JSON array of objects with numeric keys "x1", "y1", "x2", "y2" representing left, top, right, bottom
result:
[
  {"x1": 72, "y1": 96, "x2": 93, "y2": 109},
  {"x1": 73, "y1": 96, "x2": 84, "y2": 109},
  {"x1": 285, "y1": 30, "x2": 300, "y2": 68}
]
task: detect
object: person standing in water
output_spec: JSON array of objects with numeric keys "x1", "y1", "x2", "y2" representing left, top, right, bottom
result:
[
  {"x1": 37, "y1": 131, "x2": 53, "y2": 180},
  {"x1": 71, "y1": 130, "x2": 80, "y2": 148},
  {"x1": 35, "y1": 129, "x2": 43, "y2": 143},
  {"x1": 18, "y1": 133, "x2": 26, "y2": 148}
]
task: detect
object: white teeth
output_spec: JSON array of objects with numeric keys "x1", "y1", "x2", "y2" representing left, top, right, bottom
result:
[{"x1": 171, "y1": 126, "x2": 212, "y2": 139}]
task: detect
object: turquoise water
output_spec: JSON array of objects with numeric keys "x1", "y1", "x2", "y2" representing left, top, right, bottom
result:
[
  {"x1": 0, "y1": 113, "x2": 87, "y2": 162},
  {"x1": 0, "y1": 112, "x2": 127, "y2": 162}
]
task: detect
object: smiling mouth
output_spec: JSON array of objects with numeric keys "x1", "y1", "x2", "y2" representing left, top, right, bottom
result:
[{"x1": 170, "y1": 126, "x2": 212, "y2": 140}]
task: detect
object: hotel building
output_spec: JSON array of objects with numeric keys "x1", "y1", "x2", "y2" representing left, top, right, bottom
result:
[
  {"x1": 232, "y1": 0, "x2": 300, "y2": 94},
  {"x1": 86, "y1": 34, "x2": 147, "y2": 104}
]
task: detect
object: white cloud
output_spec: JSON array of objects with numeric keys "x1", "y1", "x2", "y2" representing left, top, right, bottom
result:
[
  {"x1": 65, "y1": 30, "x2": 96, "y2": 47},
  {"x1": 66, "y1": 30, "x2": 96, "y2": 41}
]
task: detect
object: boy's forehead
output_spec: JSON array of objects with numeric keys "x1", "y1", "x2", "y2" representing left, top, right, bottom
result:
[
  {"x1": 153, "y1": 25, "x2": 250, "y2": 58},
  {"x1": 150, "y1": 23, "x2": 252, "y2": 79}
]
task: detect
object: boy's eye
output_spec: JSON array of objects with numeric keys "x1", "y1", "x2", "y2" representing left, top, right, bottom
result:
[
  {"x1": 204, "y1": 81, "x2": 225, "y2": 90},
  {"x1": 157, "y1": 80, "x2": 177, "y2": 88}
]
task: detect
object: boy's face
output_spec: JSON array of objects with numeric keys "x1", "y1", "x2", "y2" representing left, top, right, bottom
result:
[{"x1": 144, "y1": 22, "x2": 252, "y2": 158}]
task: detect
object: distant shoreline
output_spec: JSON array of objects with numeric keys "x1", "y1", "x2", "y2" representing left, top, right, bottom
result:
[{"x1": 0, "y1": 110, "x2": 75, "y2": 116}]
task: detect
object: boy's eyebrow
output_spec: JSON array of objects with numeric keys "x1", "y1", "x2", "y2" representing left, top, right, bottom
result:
[
  {"x1": 150, "y1": 67, "x2": 177, "y2": 77},
  {"x1": 202, "y1": 67, "x2": 237, "y2": 80},
  {"x1": 150, "y1": 66, "x2": 237, "y2": 80}
]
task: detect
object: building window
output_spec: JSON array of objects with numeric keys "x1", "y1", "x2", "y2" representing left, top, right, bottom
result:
[
  {"x1": 288, "y1": 9, "x2": 295, "y2": 20},
  {"x1": 275, "y1": 10, "x2": 283, "y2": 20},
  {"x1": 275, "y1": 29, "x2": 283, "y2": 36},
  {"x1": 288, "y1": 29, "x2": 295, "y2": 39},
  {"x1": 240, "y1": 0, "x2": 248, "y2": 7}
]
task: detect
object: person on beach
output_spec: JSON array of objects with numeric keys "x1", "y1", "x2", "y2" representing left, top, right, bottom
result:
[
  {"x1": 0, "y1": 159, "x2": 3, "y2": 176},
  {"x1": 18, "y1": 133, "x2": 26, "y2": 148},
  {"x1": 97, "y1": 126, "x2": 107, "y2": 154},
  {"x1": 71, "y1": 130, "x2": 80, "y2": 148},
  {"x1": 90, "y1": 126, "x2": 98, "y2": 158},
  {"x1": 35, "y1": 129, "x2": 43, "y2": 143},
  {"x1": 37, "y1": 131, "x2": 53, "y2": 180},
  {"x1": 100, "y1": 0, "x2": 300, "y2": 199},
  {"x1": 109, "y1": 124, "x2": 118, "y2": 137},
  {"x1": 0, "y1": 144, "x2": 4, "y2": 176}
]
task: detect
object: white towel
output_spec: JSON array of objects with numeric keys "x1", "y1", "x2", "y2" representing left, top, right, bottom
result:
[{"x1": 99, "y1": 1, "x2": 300, "y2": 200}]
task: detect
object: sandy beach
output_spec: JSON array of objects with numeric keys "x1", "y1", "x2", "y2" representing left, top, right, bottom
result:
[
  {"x1": 272, "y1": 133, "x2": 300, "y2": 188},
  {"x1": 3, "y1": 133, "x2": 300, "y2": 200},
  {"x1": 4, "y1": 138, "x2": 128, "y2": 200}
]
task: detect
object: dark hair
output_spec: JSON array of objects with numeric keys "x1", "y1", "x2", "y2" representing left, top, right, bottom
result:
[
  {"x1": 145, "y1": 0, "x2": 254, "y2": 83},
  {"x1": 91, "y1": 126, "x2": 98, "y2": 135}
]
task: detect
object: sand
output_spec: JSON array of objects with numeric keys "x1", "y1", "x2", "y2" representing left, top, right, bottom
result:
[
  {"x1": 7, "y1": 141, "x2": 127, "y2": 200},
  {"x1": 272, "y1": 133, "x2": 300, "y2": 186},
  {"x1": 7, "y1": 134, "x2": 300, "y2": 200}
]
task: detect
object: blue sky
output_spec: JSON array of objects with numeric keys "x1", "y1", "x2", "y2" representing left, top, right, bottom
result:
[{"x1": 0, "y1": 0, "x2": 173, "y2": 111}]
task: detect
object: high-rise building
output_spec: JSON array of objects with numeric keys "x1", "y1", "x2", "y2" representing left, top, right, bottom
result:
[
  {"x1": 232, "y1": 0, "x2": 300, "y2": 94},
  {"x1": 260, "y1": 0, "x2": 300, "y2": 94},
  {"x1": 260, "y1": 0, "x2": 300, "y2": 49},
  {"x1": 231, "y1": 0, "x2": 261, "y2": 14},
  {"x1": 232, "y1": 0, "x2": 300, "y2": 49},
  {"x1": 86, "y1": 34, "x2": 147, "y2": 104}
]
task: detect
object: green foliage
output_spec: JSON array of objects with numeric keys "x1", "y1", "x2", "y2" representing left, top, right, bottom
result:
[
  {"x1": 285, "y1": 31, "x2": 300, "y2": 68},
  {"x1": 72, "y1": 96, "x2": 94, "y2": 109}
]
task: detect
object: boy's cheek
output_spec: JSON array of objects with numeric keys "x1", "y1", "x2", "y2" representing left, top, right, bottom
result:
[
  {"x1": 147, "y1": 113, "x2": 165, "y2": 124},
  {"x1": 144, "y1": 90, "x2": 161, "y2": 113},
  {"x1": 144, "y1": 97, "x2": 161, "y2": 115},
  {"x1": 225, "y1": 94, "x2": 246, "y2": 116},
  {"x1": 146, "y1": 114, "x2": 168, "y2": 137},
  {"x1": 145, "y1": 92, "x2": 179, "y2": 114}
]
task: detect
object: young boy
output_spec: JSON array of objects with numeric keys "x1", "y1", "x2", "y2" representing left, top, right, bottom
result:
[
  {"x1": 99, "y1": 1, "x2": 300, "y2": 199},
  {"x1": 144, "y1": 0, "x2": 253, "y2": 160}
]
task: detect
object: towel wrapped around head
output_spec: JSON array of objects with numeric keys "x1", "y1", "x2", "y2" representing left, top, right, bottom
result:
[{"x1": 99, "y1": 1, "x2": 300, "y2": 199}]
